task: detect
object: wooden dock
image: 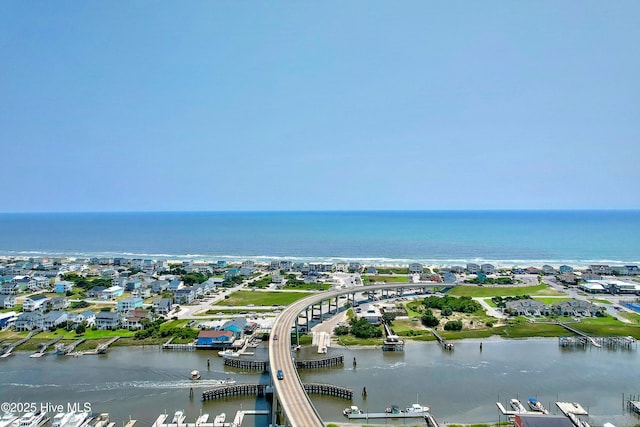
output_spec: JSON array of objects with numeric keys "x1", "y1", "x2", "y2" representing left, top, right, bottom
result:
[
  {"x1": 162, "y1": 337, "x2": 196, "y2": 351},
  {"x1": 296, "y1": 354, "x2": 344, "y2": 369},
  {"x1": 304, "y1": 383, "x2": 352, "y2": 399},
  {"x1": 556, "y1": 401, "x2": 589, "y2": 416},
  {"x1": 202, "y1": 384, "x2": 268, "y2": 401},
  {"x1": 223, "y1": 354, "x2": 344, "y2": 371},
  {"x1": 56, "y1": 338, "x2": 86, "y2": 355},
  {"x1": 558, "y1": 323, "x2": 601, "y2": 347},
  {"x1": 0, "y1": 329, "x2": 41, "y2": 358},
  {"x1": 428, "y1": 328, "x2": 453, "y2": 351},
  {"x1": 223, "y1": 358, "x2": 268, "y2": 371},
  {"x1": 30, "y1": 336, "x2": 62, "y2": 358},
  {"x1": 83, "y1": 336, "x2": 120, "y2": 355}
]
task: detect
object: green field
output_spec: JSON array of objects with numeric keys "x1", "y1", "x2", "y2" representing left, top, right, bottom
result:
[
  {"x1": 362, "y1": 275, "x2": 409, "y2": 284},
  {"x1": 447, "y1": 284, "x2": 566, "y2": 298},
  {"x1": 216, "y1": 290, "x2": 314, "y2": 306}
]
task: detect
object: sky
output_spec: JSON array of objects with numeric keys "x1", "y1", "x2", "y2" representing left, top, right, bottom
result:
[{"x1": 1, "y1": 1, "x2": 639, "y2": 212}]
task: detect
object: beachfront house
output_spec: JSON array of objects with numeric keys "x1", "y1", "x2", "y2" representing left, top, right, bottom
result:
[
  {"x1": 466, "y1": 263, "x2": 480, "y2": 274},
  {"x1": 117, "y1": 297, "x2": 143, "y2": 312},
  {"x1": 153, "y1": 298, "x2": 172, "y2": 315},
  {"x1": 22, "y1": 295, "x2": 49, "y2": 312},
  {"x1": 224, "y1": 269, "x2": 239, "y2": 280},
  {"x1": 559, "y1": 265, "x2": 574, "y2": 274},
  {"x1": 441, "y1": 272, "x2": 457, "y2": 284},
  {"x1": 0, "y1": 295, "x2": 16, "y2": 309},
  {"x1": 42, "y1": 311, "x2": 68, "y2": 330},
  {"x1": 349, "y1": 262, "x2": 362, "y2": 273},
  {"x1": 542, "y1": 265, "x2": 556, "y2": 275},
  {"x1": 408, "y1": 263, "x2": 424, "y2": 274},
  {"x1": 196, "y1": 330, "x2": 234, "y2": 347},
  {"x1": 481, "y1": 264, "x2": 495, "y2": 274},
  {"x1": 95, "y1": 311, "x2": 122, "y2": 330},
  {"x1": 589, "y1": 265, "x2": 611, "y2": 275},
  {"x1": 239, "y1": 266, "x2": 254, "y2": 276},
  {"x1": 14, "y1": 312, "x2": 44, "y2": 331}
]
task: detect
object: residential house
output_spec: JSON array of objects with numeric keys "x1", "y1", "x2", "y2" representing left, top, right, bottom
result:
[
  {"x1": 95, "y1": 311, "x2": 122, "y2": 330},
  {"x1": 173, "y1": 287, "x2": 196, "y2": 304},
  {"x1": 348, "y1": 262, "x2": 362, "y2": 273},
  {"x1": 55, "y1": 280, "x2": 74, "y2": 294},
  {"x1": 552, "y1": 299, "x2": 602, "y2": 317},
  {"x1": 48, "y1": 296, "x2": 69, "y2": 311},
  {"x1": 153, "y1": 298, "x2": 172, "y2": 315},
  {"x1": 132, "y1": 287, "x2": 152, "y2": 298},
  {"x1": 559, "y1": 265, "x2": 574, "y2": 274},
  {"x1": 239, "y1": 267, "x2": 254, "y2": 277},
  {"x1": 72, "y1": 311, "x2": 95, "y2": 327},
  {"x1": 558, "y1": 273, "x2": 578, "y2": 285},
  {"x1": 216, "y1": 261, "x2": 227, "y2": 268},
  {"x1": 168, "y1": 280, "x2": 184, "y2": 292},
  {"x1": 222, "y1": 318, "x2": 248, "y2": 340},
  {"x1": 124, "y1": 280, "x2": 142, "y2": 292},
  {"x1": 117, "y1": 297, "x2": 143, "y2": 312},
  {"x1": 408, "y1": 263, "x2": 424, "y2": 274},
  {"x1": 196, "y1": 330, "x2": 234, "y2": 347},
  {"x1": 271, "y1": 273, "x2": 284, "y2": 285},
  {"x1": 87, "y1": 286, "x2": 107, "y2": 299},
  {"x1": 511, "y1": 267, "x2": 525, "y2": 275},
  {"x1": 361, "y1": 306, "x2": 382, "y2": 325},
  {"x1": 100, "y1": 285, "x2": 124, "y2": 300},
  {"x1": 0, "y1": 295, "x2": 16, "y2": 309},
  {"x1": 241, "y1": 260, "x2": 255, "y2": 269},
  {"x1": 505, "y1": 299, "x2": 550, "y2": 316},
  {"x1": 42, "y1": 311, "x2": 68, "y2": 330},
  {"x1": 14, "y1": 312, "x2": 44, "y2": 331},
  {"x1": 589, "y1": 265, "x2": 611, "y2": 275},
  {"x1": 269, "y1": 260, "x2": 281, "y2": 271},
  {"x1": 224, "y1": 269, "x2": 239, "y2": 280},
  {"x1": 449, "y1": 266, "x2": 465, "y2": 274},
  {"x1": 480, "y1": 264, "x2": 495, "y2": 274},
  {"x1": 0, "y1": 311, "x2": 17, "y2": 329},
  {"x1": 365, "y1": 266, "x2": 377, "y2": 275},
  {"x1": 525, "y1": 266, "x2": 541, "y2": 275},
  {"x1": 0, "y1": 283, "x2": 19, "y2": 295},
  {"x1": 541, "y1": 265, "x2": 555, "y2": 275},
  {"x1": 334, "y1": 262, "x2": 349, "y2": 273},
  {"x1": 441, "y1": 272, "x2": 457, "y2": 284},
  {"x1": 22, "y1": 295, "x2": 49, "y2": 312},
  {"x1": 309, "y1": 262, "x2": 333, "y2": 273},
  {"x1": 466, "y1": 263, "x2": 480, "y2": 274},
  {"x1": 122, "y1": 308, "x2": 152, "y2": 330},
  {"x1": 626, "y1": 265, "x2": 640, "y2": 275},
  {"x1": 611, "y1": 266, "x2": 630, "y2": 276},
  {"x1": 151, "y1": 280, "x2": 169, "y2": 294}
]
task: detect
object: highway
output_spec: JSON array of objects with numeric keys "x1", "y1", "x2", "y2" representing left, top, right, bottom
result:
[{"x1": 268, "y1": 283, "x2": 435, "y2": 427}]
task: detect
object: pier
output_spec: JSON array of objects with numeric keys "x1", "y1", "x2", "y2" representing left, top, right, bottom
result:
[
  {"x1": 295, "y1": 354, "x2": 344, "y2": 369},
  {"x1": 304, "y1": 383, "x2": 352, "y2": 399},
  {"x1": 0, "y1": 329, "x2": 41, "y2": 358},
  {"x1": 152, "y1": 410, "x2": 269, "y2": 427},
  {"x1": 162, "y1": 337, "x2": 196, "y2": 351},
  {"x1": 428, "y1": 328, "x2": 453, "y2": 351},
  {"x1": 202, "y1": 382, "x2": 352, "y2": 401},
  {"x1": 558, "y1": 330, "x2": 636, "y2": 350},
  {"x1": 558, "y1": 323, "x2": 601, "y2": 347},
  {"x1": 223, "y1": 358, "x2": 268, "y2": 372},
  {"x1": 56, "y1": 338, "x2": 86, "y2": 355},
  {"x1": 83, "y1": 336, "x2": 120, "y2": 355},
  {"x1": 222, "y1": 354, "x2": 344, "y2": 371},
  {"x1": 30, "y1": 336, "x2": 62, "y2": 358},
  {"x1": 382, "y1": 324, "x2": 404, "y2": 351}
]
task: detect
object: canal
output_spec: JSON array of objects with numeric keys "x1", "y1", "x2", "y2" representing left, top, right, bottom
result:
[{"x1": 1, "y1": 338, "x2": 639, "y2": 426}]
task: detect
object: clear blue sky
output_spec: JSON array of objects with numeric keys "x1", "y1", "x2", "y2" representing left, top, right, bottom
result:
[{"x1": 1, "y1": 1, "x2": 638, "y2": 212}]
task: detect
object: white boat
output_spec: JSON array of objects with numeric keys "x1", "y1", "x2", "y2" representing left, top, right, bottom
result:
[
  {"x1": 170, "y1": 411, "x2": 185, "y2": 425},
  {"x1": 190, "y1": 370, "x2": 201, "y2": 380},
  {"x1": 18, "y1": 412, "x2": 48, "y2": 427},
  {"x1": 528, "y1": 398, "x2": 546, "y2": 412},
  {"x1": 212, "y1": 414, "x2": 225, "y2": 427},
  {"x1": 65, "y1": 412, "x2": 89, "y2": 427},
  {"x1": 343, "y1": 406, "x2": 363, "y2": 416},
  {"x1": 219, "y1": 378, "x2": 236, "y2": 385},
  {"x1": 217, "y1": 349, "x2": 239, "y2": 357},
  {"x1": 194, "y1": 414, "x2": 208, "y2": 426},
  {"x1": 510, "y1": 399, "x2": 527, "y2": 413},
  {"x1": 52, "y1": 413, "x2": 73, "y2": 427},
  {"x1": 0, "y1": 413, "x2": 18, "y2": 427},
  {"x1": 404, "y1": 403, "x2": 430, "y2": 414}
]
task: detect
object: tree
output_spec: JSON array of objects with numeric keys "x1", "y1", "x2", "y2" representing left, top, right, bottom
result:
[
  {"x1": 76, "y1": 323, "x2": 86, "y2": 335},
  {"x1": 421, "y1": 314, "x2": 439, "y2": 327},
  {"x1": 382, "y1": 312, "x2": 397, "y2": 324},
  {"x1": 444, "y1": 320, "x2": 463, "y2": 331}
]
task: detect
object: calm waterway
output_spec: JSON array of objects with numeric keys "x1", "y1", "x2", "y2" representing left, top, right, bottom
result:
[{"x1": 1, "y1": 339, "x2": 639, "y2": 426}]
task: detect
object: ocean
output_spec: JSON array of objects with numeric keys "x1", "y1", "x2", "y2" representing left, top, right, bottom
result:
[{"x1": 0, "y1": 210, "x2": 638, "y2": 266}]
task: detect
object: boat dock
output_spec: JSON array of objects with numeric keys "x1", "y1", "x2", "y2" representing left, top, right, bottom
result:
[
  {"x1": 556, "y1": 402, "x2": 589, "y2": 416},
  {"x1": 162, "y1": 337, "x2": 196, "y2": 351},
  {"x1": 83, "y1": 336, "x2": 120, "y2": 355},
  {"x1": 428, "y1": 328, "x2": 453, "y2": 351},
  {"x1": 0, "y1": 329, "x2": 40, "y2": 358},
  {"x1": 152, "y1": 410, "x2": 268, "y2": 427},
  {"x1": 56, "y1": 338, "x2": 86, "y2": 355},
  {"x1": 558, "y1": 323, "x2": 601, "y2": 347},
  {"x1": 312, "y1": 331, "x2": 331, "y2": 353},
  {"x1": 30, "y1": 336, "x2": 63, "y2": 358}
]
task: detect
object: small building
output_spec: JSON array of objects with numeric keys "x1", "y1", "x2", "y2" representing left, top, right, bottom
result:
[
  {"x1": 117, "y1": 297, "x2": 143, "y2": 312},
  {"x1": 222, "y1": 318, "x2": 248, "y2": 339},
  {"x1": 95, "y1": 311, "x2": 122, "y2": 330},
  {"x1": 361, "y1": 306, "x2": 382, "y2": 325},
  {"x1": 196, "y1": 330, "x2": 235, "y2": 347},
  {"x1": 153, "y1": 298, "x2": 172, "y2": 315},
  {"x1": 514, "y1": 414, "x2": 573, "y2": 427}
]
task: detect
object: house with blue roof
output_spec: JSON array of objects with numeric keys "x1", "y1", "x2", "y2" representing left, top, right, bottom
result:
[
  {"x1": 117, "y1": 297, "x2": 143, "y2": 312},
  {"x1": 42, "y1": 311, "x2": 68, "y2": 330},
  {"x1": 222, "y1": 318, "x2": 248, "y2": 339},
  {"x1": 55, "y1": 280, "x2": 74, "y2": 293},
  {"x1": 14, "y1": 312, "x2": 44, "y2": 331},
  {"x1": 23, "y1": 295, "x2": 49, "y2": 312},
  {"x1": 197, "y1": 330, "x2": 234, "y2": 347}
]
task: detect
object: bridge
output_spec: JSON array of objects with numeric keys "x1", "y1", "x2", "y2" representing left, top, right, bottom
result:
[{"x1": 268, "y1": 282, "x2": 438, "y2": 427}]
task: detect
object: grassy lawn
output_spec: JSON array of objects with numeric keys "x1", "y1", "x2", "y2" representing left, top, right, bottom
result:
[
  {"x1": 362, "y1": 275, "x2": 409, "y2": 284},
  {"x1": 376, "y1": 267, "x2": 409, "y2": 275},
  {"x1": 589, "y1": 299, "x2": 613, "y2": 304},
  {"x1": 532, "y1": 297, "x2": 571, "y2": 305},
  {"x1": 447, "y1": 284, "x2": 566, "y2": 298},
  {"x1": 216, "y1": 290, "x2": 314, "y2": 307},
  {"x1": 282, "y1": 283, "x2": 331, "y2": 291},
  {"x1": 201, "y1": 308, "x2": 273, "y2": 315},
  {"x1": 620, "y1": 312, "x2": 640, "y2": 323},
  {"x1": 483, "y1": 298, "x2": 497, "y2": 307}
]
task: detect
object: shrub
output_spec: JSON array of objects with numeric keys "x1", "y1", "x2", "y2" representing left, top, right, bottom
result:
[{"x1": 444, "y1": 320, "x2": 463, "y2": 331}]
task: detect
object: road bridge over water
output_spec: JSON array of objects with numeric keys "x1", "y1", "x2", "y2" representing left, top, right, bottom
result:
[{"x1": 268, "y1": 282, "x2": 440, "y2": 427}]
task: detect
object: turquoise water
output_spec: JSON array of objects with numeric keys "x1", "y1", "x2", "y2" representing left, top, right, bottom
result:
[{"x1": 0, "y1": 210, "x2": 638, "y2": 265}]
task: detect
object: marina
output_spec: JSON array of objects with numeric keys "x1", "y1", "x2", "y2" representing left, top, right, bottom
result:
[{"x1": 343, "y1": 402, "x2": 431, "y2": 420}]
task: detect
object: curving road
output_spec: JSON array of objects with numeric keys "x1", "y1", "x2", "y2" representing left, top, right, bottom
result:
[{"x1": 269, "y1": 283, "x2": 435, "y2": 427}]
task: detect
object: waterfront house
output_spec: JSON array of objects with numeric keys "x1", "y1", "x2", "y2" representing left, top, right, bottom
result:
[
  {"x1": 365, "y1": 266, "x2": 377, "y2": 275},
  {"x1": 349, "y1": 262, "x2": 362, "y2": 273},
  {"x1": 0, "y1": 294, "x2": 16, "y2": 309},
  {"x1": 95, "y1": 311, "x2": 121, "y2": 330},
  {"x1": 196, "y1": 330, "x2": 234, "y2": 347},
  {"x1": 542, "y1": 265, "x2": 556, "y2": 275},
  {"x1": 525, "y1": 266, "x2": 541, "y2": 275},
  {"x1": 14, "y1": 312, "x2": 44, "y2": 331},
  {"x1": 480, "y1": 264, "x2": 495, "y2": 274},
  {"x1": 222, "y1": 318, "x2": 248, "y2": 339},
  {"x1": 269, "y1": 260, "x2": 280, "y2": 271},
  {"x1": 153, "y1": 298, "x2": 172, "y2": 315},
  {"x1": 466, "y1": 263, "x2": 480, "y2": 274},
  {"x1": 72, "y1": 311, "x2": 95, "y2": 327},
  {"x1": 55, "y1": 280, "x2": 74, "y2": 293},
  {"x1": 558, "y1": 273, "x2": 578, "y2": 285},
  {"x1": 22, "y1": 295, "x2": 49, "y2": 312},
  {"x1": 241, "y1": 260, "x2": 255, "y2": 269},
  {"x1": 511, "y1": 267, "x2": 525, "y2": 274},
  {"x1": 409, "y1": 263, "x2": 424, "y2": 274},
  {"x1": 216, "y1": 260, "x2": 227, "y2": 268},
  {"x1": 117, "y1": 297, "x2": 143, "y2": 312},
  {"x1": 123, "y1": 308, "x2": 152, "y2": 330},
  {"x1": 173, "y1": 287, "x2": 196, "y2": 304},
  {"x1": 626, "y1": 265, "x2": 640, "y2": 275},
  {"x1": 552, "y1": 299, "x2": 601, "y2": 317},
  {"x1": 559, "y1": 265, "x2": 574, "y2": 274},
  {"x1": 505, "y1": 299, "x2": 550, "y2": 316},
  {"x1": 42, "y1": 311, "x2": 68, "y2": 330},
  {"x1": 589, "y1": 264, "x2": 611, "y2": 275},
  {"x1": 361, "y1": 306, "x2": 382, "y2": 325}
]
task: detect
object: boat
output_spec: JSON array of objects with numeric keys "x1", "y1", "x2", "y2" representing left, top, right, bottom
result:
[
  {"x1": 52, "y1": 413, "x2": 73, "y2": 427},
  {"x1": 190, "y1": 370, "x2": 201, "y2": 380},
  {"x1": 404, "y1": 403, "x2": 430, "y2": 414},
  {"x1": 219, "y1": 377, "x2": 236, "y2": 385},
  {"x1": 528, "y1": 398, "x2": 546, "y2": 412},
  {"x1": 194, "y1": 414, "x2": 208, "y2": 426},
  {"x1": 212, "y1": 414, "x2": 225, "y2": 427},
  {"x1": 0, "y1": 413, "x2": 18, "y2": 427},
  {"x1": 510, "y1": 399, "x2": 527, "y2": 413},
  {"x1": 170, "y1": 411, "x2": 185, "y2": 425},
  {"x1": 343, "y1": 406, "x2": 364, "y2": 416},
  {"x1": 217, "y1": 349, "x2": 239, "y2": 358},
  {"x1": 18, "y1": 412, "x2": 48, "y2": 427},
  {"x1": 65, "y1": 412, "x2": 89, "y2": 427}
]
